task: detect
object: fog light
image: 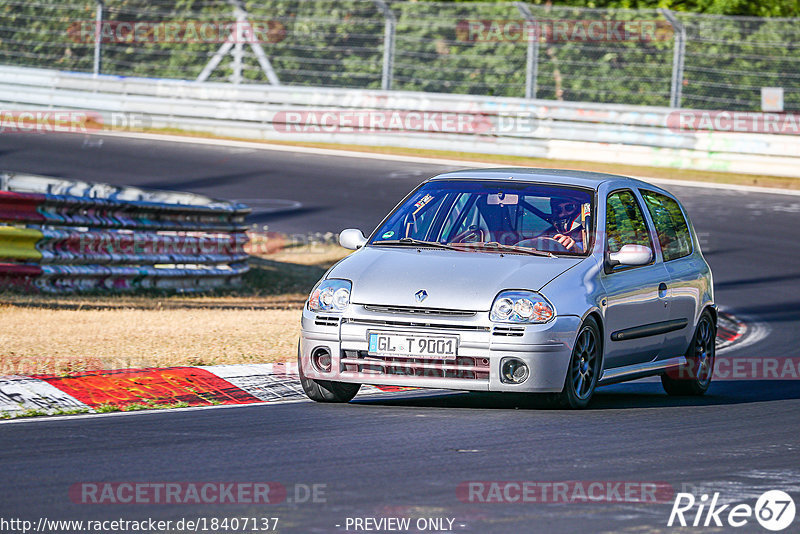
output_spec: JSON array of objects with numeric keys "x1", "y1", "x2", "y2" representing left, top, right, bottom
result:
[
  {"x1": 501, "y1": 358, "x2": 529, "y2": 384},
  {"x1": 311, "y1": 347, "x2": 332, "y2": 373}
]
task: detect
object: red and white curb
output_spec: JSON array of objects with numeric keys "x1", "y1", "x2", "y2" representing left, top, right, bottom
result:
[
  {"x1": 717, "y1": 311, "x2": 748, "y2": 352},
  {"x1": 0, "y1": 363, "x2": 410, "y2": 419}
]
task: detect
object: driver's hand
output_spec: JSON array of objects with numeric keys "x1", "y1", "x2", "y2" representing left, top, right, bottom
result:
[{"x1": 553, "y1": 234, "x2": 575, "y2": 250}]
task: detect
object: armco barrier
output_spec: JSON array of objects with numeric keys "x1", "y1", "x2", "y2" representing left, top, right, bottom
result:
[
  {"x1": 0, "y1": 172, "x2": 250, "y2": 293},
  {"x1": 0, "y1": 65, "x2": 799, "y2": 178}
]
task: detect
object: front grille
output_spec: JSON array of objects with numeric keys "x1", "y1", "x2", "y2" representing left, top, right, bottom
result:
[
  {"x1": 314, "y1": 315, "x2": 340, "y2": 327},
  {"x1": 363, "y1": 304, "x2": 476, "y2": 317},
  {"x1": 340, "y1": 350, "x2": 490, "y2": 381},
  {"x1": 492, "y1": 325, "x2": 525, "y2": 337},
  {"x1": 344, "y1": 318, "x2": 489, "y2": 331}
]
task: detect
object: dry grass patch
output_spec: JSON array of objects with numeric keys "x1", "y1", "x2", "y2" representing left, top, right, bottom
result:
[
  {"x1": 0, "y1": 306, "x2": 300, "y2": 375},
  {"x1": 0, "y1": 244, "x2": 350, "y2": 375}
]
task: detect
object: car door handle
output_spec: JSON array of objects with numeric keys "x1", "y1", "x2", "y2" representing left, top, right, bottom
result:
[{"x1": 658, "y1": 282, "x2": 668, "y2": 299}]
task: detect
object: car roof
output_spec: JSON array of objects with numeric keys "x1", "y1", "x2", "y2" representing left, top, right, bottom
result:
[{"x1": 428, "y1": 168, "x2": 659, "y2": 192}]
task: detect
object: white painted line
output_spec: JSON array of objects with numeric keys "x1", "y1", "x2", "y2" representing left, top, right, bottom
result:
[{"x1": 96, "y1": 130, "x2": 800, "y2": 196}]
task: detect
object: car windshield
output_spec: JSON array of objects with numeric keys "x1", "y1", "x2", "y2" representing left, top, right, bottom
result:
[{"x1": 370, "y1": 180, "x2": 595, "y2": 255}]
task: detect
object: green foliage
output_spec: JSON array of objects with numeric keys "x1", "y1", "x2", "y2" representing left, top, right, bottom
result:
[
  {"x1": 524, "y1": 0, "x2": 799, "y2": 17},
  {"x1": 0, "y1": 1, "x2": 797, "y2": 110}
]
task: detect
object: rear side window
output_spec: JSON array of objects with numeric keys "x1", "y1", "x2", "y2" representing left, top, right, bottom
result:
[
  {"x1": 641, "y1": 190, "x2": 692, "y2": 261},
  {"x1": 606, "y1": 190, "x2": 653, "y2": 254}
]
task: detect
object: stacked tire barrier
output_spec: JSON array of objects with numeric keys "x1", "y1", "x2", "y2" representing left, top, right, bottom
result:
[{"x1": 0, "y1": 172, "x2": 250, "y2": 293}]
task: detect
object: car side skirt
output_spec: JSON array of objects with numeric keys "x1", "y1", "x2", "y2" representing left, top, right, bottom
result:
[{"x1": 598, "y1": 356, "x2": 687, "y2": 386}]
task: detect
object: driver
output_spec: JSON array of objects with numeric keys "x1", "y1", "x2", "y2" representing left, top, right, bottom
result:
[{"x1": 547, "y1": 196, "x2": 585, "y2": 252}]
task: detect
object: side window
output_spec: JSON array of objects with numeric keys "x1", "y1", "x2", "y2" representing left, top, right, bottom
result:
[
  {"x1": 606, "y1": 190, "x2": 653, "y2": 256},
  {"x1": 641, "y1": 190, "x2": 692, "y2": 261}
]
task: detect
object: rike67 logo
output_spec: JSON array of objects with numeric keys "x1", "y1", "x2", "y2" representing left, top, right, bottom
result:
[{"x1": 668, "y1": 490, "x2": 796, "y2": 531}]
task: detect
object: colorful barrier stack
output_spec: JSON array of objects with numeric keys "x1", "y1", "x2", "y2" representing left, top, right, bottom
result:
[{"x1": 0, "y1": 172, "x2": 250, "y2": 292}]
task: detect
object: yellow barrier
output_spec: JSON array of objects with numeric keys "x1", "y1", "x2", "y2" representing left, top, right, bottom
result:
[{"x1": 0, "y1": 226, "x2": 43, "y2": 261}]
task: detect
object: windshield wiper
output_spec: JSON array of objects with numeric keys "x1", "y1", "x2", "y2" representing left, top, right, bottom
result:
[
  {"x1": 451, "y1": 241, "x2": 556, "y2": 258},
  {"x1": 376, "y1": 238, "x2": 462, "y2": 251}
]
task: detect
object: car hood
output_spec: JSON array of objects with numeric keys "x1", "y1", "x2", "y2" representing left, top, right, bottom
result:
[{"x1": 327, "y1": 246, "x2": 585, "y2": 311}]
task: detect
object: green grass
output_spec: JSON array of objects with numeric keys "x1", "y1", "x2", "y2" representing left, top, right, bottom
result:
[
  {"x1": 94, "y1": 400, "x2": 193, "y2": 413},
  {"x1": 3, "y1": 406, "x2": 92, "y2": 419},
  {"x1": 121, "y1": 400, "x2": 191, "y2": 412}
]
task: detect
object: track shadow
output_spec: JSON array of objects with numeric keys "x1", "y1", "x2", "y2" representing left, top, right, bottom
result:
[
  {"x1": 136, "y1": 170, "x2": 268, "y2": 191},
  {"x1": 352, "y1": 380, "x2": 800, "y2": 411},
  {"x1": 248, "y1": 205, "x2": 326, "y2": 224},
  {"x1": 715, "y1": 273, "x2": 800, "y2": 290},
  {"x1": 722, "y1": 301, "x2": 800, "y2": 324},
  {"x1": 701, "y1": 247, "x2": 749, "y2": 258}
]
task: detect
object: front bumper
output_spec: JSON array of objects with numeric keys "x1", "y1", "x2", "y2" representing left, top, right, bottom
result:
[{"x1": 299, "y1": 304, "x2": 580, "y2": 393}]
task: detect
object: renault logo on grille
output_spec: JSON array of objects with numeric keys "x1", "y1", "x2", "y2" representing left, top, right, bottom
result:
[{"x1": 415, "y1": 290, "x2": 428, "y2": 302}]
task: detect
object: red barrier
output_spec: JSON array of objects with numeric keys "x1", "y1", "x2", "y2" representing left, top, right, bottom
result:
[
  {"x1": 0, "y1": 263, "x2": 43, "y2": 289},
  {"x1": 0, "y1": 191, "x2": 46, "y2": 223},
  {"x1": 38, "y1": 367, "x2": 263, "y2": 408}
]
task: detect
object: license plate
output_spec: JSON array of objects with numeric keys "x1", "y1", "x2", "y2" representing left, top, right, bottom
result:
[{"x1": 368, "y1": 332, "x2": 458, "y2": 359}]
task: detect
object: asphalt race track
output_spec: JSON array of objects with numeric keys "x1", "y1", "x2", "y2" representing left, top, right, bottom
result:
[{"x1": 1, "y1": 133, "x2": 799, "y2": 533}]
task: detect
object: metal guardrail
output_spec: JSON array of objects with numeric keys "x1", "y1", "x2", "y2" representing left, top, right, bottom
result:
[
  {"x1": 0, "y1": 172, "x2": 250, "y2": 293},
  {"x1": 1, "y1": 65, "x2": 798, "y2": 178}
]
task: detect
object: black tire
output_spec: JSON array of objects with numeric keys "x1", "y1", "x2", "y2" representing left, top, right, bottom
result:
[
  {"x1": 297, "y1": 346, "x2": 360, "y2": 403},
  {"x1": 661, "y1": 311, "x2": 716, "y2": 396},
  {"x1": 554, "y1": 316, "x2": 602, "y2": 409}
]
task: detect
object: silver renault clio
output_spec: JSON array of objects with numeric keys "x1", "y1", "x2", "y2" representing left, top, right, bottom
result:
[{"x1": 298, "y1": 169, "x2": 716, "y2": 408}]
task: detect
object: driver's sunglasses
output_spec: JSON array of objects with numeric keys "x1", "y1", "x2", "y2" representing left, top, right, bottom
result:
[{"x1": 554, "y1": 202, "x2": 578, "y2": 214}]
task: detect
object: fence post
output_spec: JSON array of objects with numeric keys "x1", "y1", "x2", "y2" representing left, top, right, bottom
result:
[
  {"x1": 660, "y1": 8, "x2": 686, "y2": 109},
  {"x1": 372, "y1": 0, "x2": 396, "y2": 90},
  {"x1": 515, "y1": 2, "x2": 538, "y2": 100},
  {"x1": 232, "y1": 5, "x2": 244, "y2": 84},
  {"x1": 93, "y1": 0, "x2": 104, "y2": 76}
]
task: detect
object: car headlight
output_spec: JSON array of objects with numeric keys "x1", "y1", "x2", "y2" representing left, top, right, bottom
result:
[
  {"x1": 308, "y1": 279, "x2": 351, "y2": 313},
  {"x1": 490, "y1": 291, "x2": 554, "y2": 323}
]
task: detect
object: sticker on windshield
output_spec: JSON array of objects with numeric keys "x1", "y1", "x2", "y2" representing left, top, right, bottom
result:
[
  {"x1": 414, "y1": 194, "x2": 435, "y2": 211},
  {"x1": 382, "y1": 231, "x2": 395, "y2": 239}
]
